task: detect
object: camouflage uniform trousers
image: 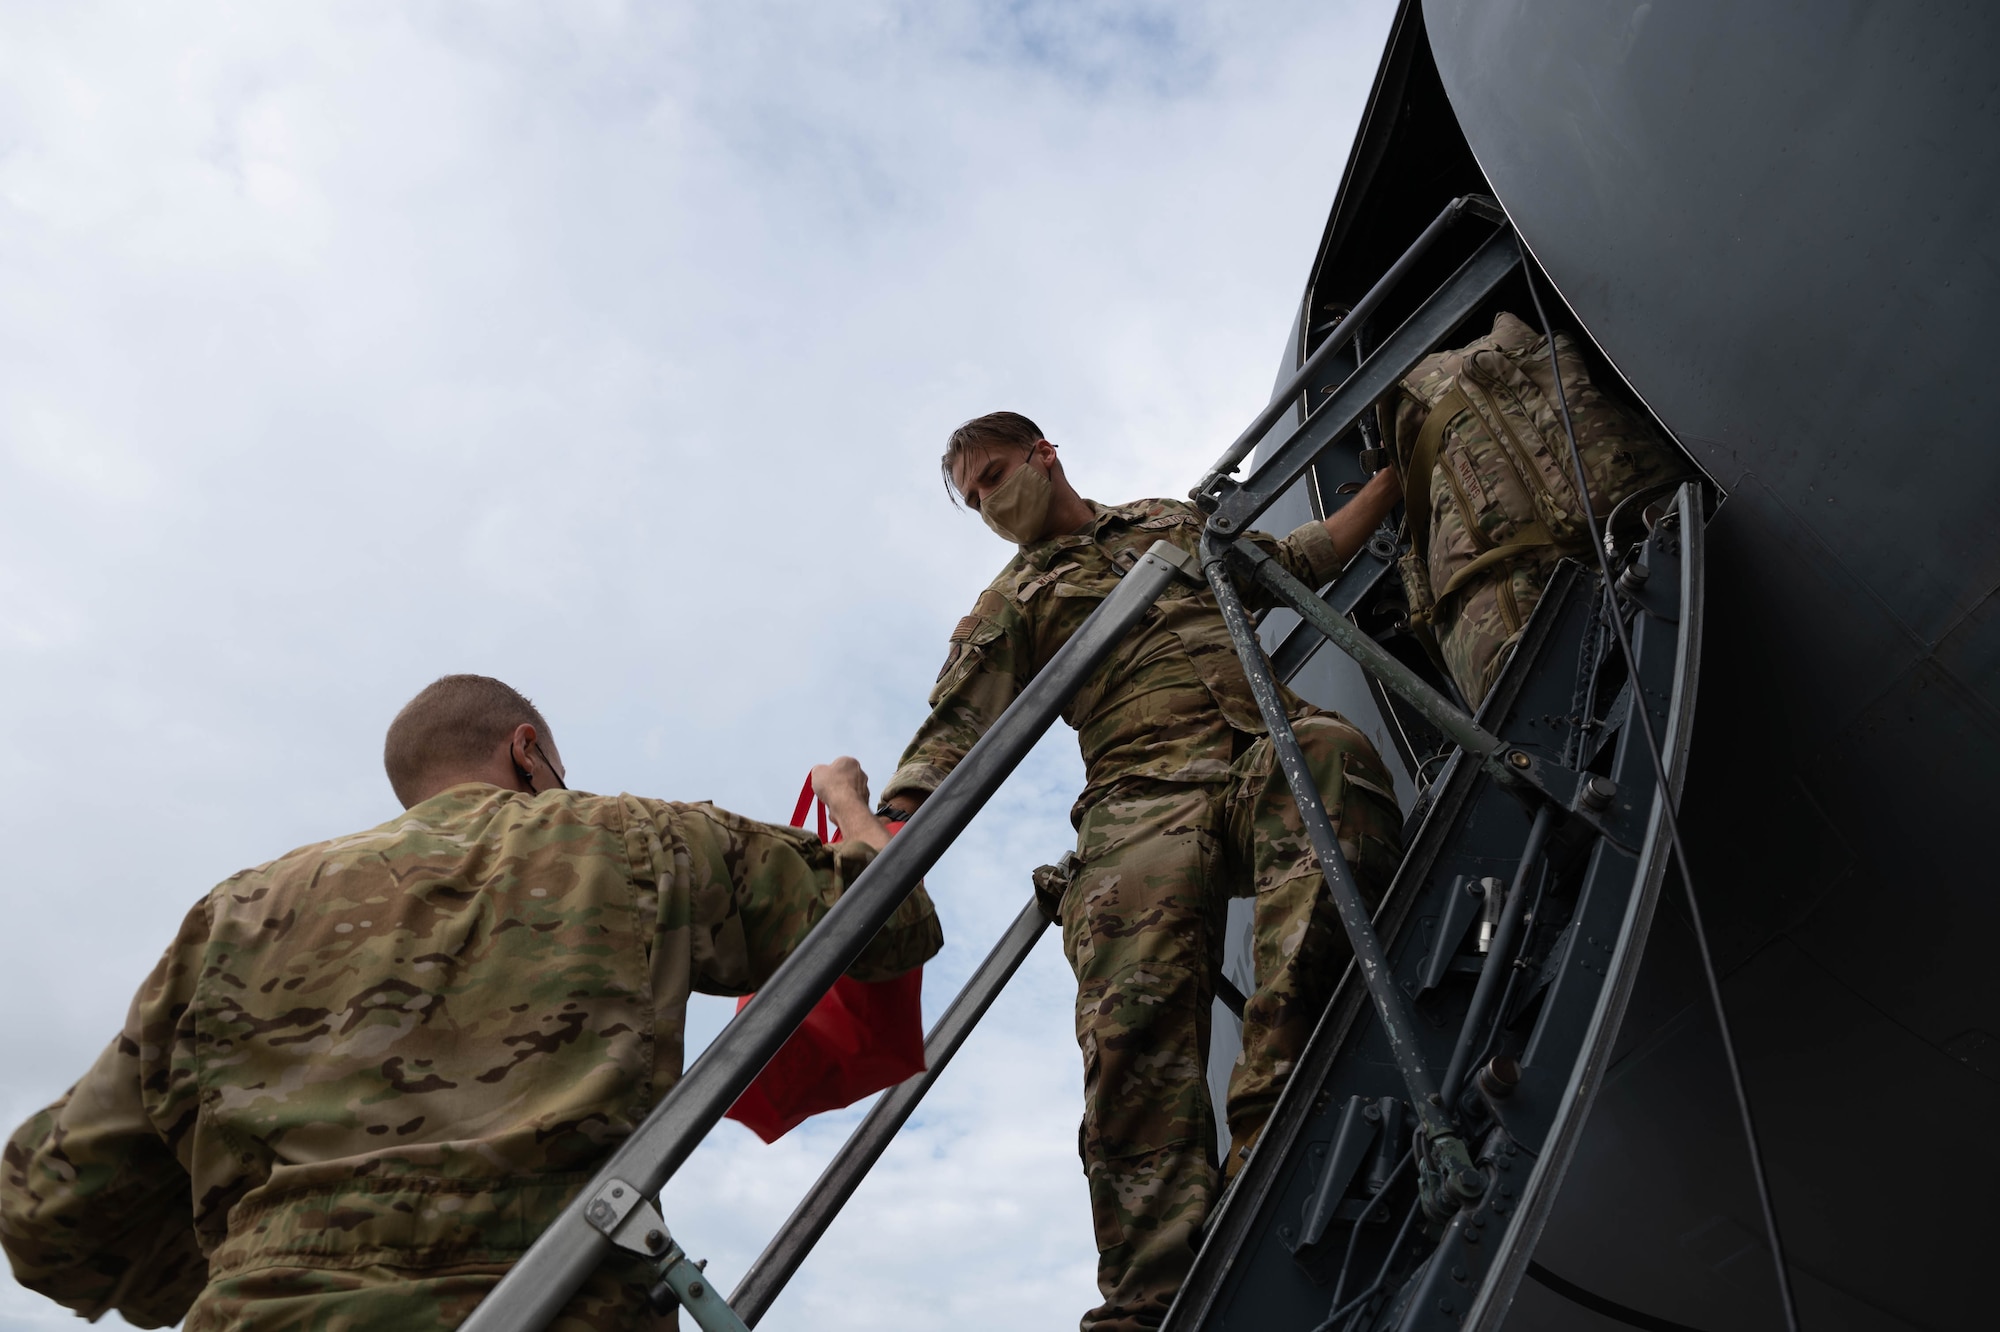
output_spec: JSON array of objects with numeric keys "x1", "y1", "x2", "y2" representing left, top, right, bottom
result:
[{"x1": 1058, "y1": 714, "x2": 1403, "y2": 1332}]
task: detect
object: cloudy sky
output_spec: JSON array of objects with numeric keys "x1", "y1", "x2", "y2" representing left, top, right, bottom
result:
[{"x1": 0, "y1": 2, "x2": 1397, "y2": 1327}]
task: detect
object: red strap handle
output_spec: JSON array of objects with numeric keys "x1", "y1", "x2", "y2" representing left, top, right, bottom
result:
[
  {"x1": 791, "y1": 775, "x2": 832, "y2": 843},
  {"x1": 790, "y1": 773, "x2": 909, "y2": 842}
]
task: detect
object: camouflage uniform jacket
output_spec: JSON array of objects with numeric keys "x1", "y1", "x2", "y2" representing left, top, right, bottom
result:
[
  {"x1": 0, "y1": 784, "x2": 941, "y2": 1329},
  {"x1": 885, "y1": 498, "x2": 1347, "y2": 819}
]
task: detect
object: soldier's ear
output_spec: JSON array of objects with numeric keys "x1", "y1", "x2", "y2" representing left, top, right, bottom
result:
[{"x1": 506, "y1": 723, "x2": 536, "y2": 767}]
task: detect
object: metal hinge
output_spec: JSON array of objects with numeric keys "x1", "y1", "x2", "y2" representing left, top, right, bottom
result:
[
  {"x1": 1143, "y1": 539, "x2": 1206, "y2": 586},
  {"x1": 583, "y1": 1179, "x2": 749, "y2": 1332}
]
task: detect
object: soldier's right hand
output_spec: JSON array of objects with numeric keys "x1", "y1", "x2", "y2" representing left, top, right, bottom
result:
[
  {"x1": 811, "y1": 757, "x2": 892, "y2": 851},
  {"x1": 810, "y1": 756, "x2": 870, "y2": 810}
]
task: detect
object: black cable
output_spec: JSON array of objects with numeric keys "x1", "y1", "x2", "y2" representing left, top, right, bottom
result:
[
  {"x1": 1312, "y1": 1194, "x2": 1424, "y2": 1332},
  {"x1": 1519, "y1": 249, "x2": 1802, "y2": 1332},
  {"x1": 1326, "y1": 1147, "x2": 1415, "y2": 1314},
  {"x1": 1414, "y1": 749, "x2": 1452, "y2": 788},
  {"x1": 1526, "y1": 1262, "x2": 1715, "y2": 1332}
]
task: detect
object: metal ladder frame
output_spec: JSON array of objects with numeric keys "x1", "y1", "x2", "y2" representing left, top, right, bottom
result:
[{"x1": 456, "y1": 196, "x2": 1594, "y2": 1332}]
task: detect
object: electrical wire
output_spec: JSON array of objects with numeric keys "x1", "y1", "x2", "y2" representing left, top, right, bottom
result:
[
  {"x1": 1414, "y1": 748, "x2": 1454, "y2": 790},
  {"x1": 1311, "y1": 1194, "x2": 1425, "y2": 1332},
  {"x1": 1326, "y1": 1147, "x2": 1415, "y2": 1314},
  {"x1": 1527, "y1": 1261, "x2": 1716, "y2": 1332},
  {"x1": 1519, "y1": 247, "x2": 1802, "y2": 1332}
]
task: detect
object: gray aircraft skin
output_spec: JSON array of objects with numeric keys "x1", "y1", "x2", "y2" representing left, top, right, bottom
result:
[{"x1": 1247, "y1": 2, "x2": 1998, "y2": 1329}]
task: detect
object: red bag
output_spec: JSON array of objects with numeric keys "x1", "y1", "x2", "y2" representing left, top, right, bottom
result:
[{"x1": 723, "y1": 776, "x2": 927, "y2": 1143}]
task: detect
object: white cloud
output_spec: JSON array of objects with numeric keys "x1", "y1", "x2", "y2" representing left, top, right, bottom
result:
[{"x1": 0, "y1": 1, "x2": 1396, "y2": 1328}]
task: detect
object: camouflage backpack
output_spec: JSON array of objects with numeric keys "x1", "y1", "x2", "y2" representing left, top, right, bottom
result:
[{"x1": 1385, "y1": 311, "x2": 1691, "y2": 706}]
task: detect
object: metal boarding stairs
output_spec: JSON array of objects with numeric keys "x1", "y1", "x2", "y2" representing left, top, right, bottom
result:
[{"x1": 459, "y1": 197, "x2": 1708, "y2": 1332}]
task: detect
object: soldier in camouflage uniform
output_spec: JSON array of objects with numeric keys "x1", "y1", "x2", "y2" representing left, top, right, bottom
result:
[
  {"x1": 1386, "y1": 311, "x2": 1694, "y2": 706},
  {"x1": 880, "y1": 414, "x2": 1405, "y2": 1332},
  {"x1": 0, "y1": 674, "x2": 940, "y2": 1331}
]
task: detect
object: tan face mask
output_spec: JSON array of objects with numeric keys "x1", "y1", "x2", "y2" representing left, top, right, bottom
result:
[{"x1": 977, "y1": 452, "x2": 1054, "y2": 544}]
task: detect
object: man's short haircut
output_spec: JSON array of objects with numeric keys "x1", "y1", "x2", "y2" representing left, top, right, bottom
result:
[
  {"x1": 941, "y1": 411, "x2": 1044, "y2": 501},
  {"x1": 384, "y1": 674, "x2": 551, "y2": 807}
]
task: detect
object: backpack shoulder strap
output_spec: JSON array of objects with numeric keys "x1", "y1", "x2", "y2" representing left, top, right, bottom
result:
[
  {"x1": 1404, "y1": 384, "x2": 1472, "y2": 554},
  {"x1": 1406, "y1": 377, "x2": 1567, "y2": 608},
  {"x1": 1434, "y1": 528, "x2": 1558, "y2": 602}
]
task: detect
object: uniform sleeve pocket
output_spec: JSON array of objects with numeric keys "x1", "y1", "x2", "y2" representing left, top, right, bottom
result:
[
  {"x1": 927, "y1": 615, "x2": 1006, "y2": 705},
  {"x1": 1339, "y1": 751, "x2": 1400, "y2": 808},
  {"x1": 1336, "y1": 749, "x2": 1406, "y2": 899}
]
